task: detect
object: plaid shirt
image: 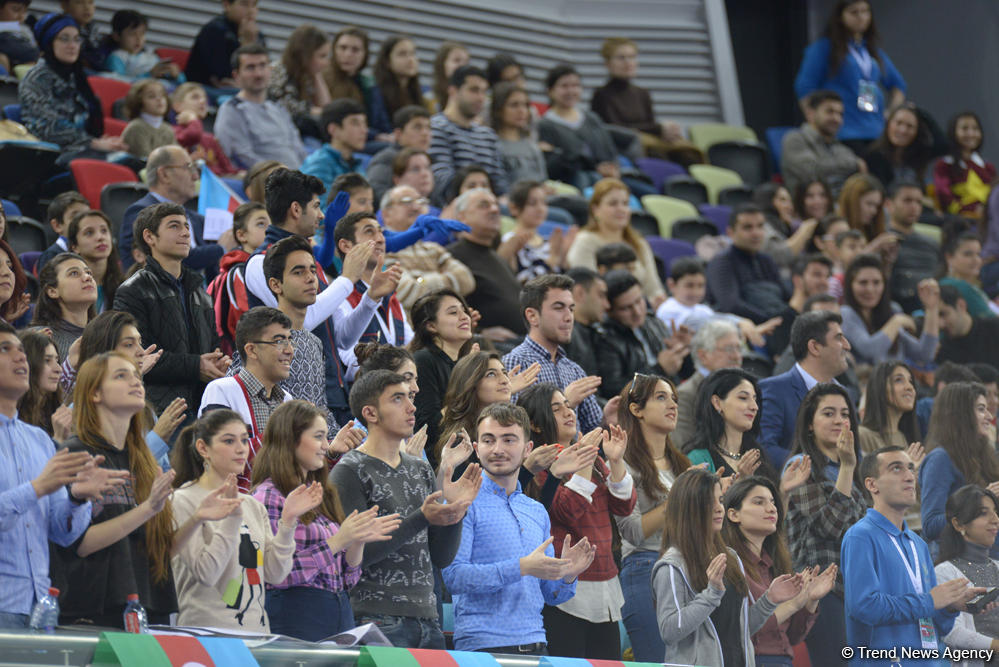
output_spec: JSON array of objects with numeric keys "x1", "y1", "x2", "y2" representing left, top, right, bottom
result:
[
  {"x1": 502, "y1": 337, "x2": 603, "y2": 434},
  {"x1": 786, "y1": 478, "x2": 868, "y2": 597},
  {"x1": 252, "y1": 478, "x2": 361, "y2": 593}
]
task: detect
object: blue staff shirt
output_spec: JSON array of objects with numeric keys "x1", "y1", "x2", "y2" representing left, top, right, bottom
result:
[
  {"x1": 442, "y1": 473, "x2": 576, "y2": 651},
  {"x1": 0, "y1": 412, "x2": 91, "y2": 614}
]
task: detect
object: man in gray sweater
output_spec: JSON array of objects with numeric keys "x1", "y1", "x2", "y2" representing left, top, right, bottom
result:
[{"x1": 329, "y1": 370, "x2": 482, "y2": 648}]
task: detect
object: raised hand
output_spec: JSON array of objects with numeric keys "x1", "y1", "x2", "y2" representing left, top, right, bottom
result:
[
  {"x1": 33, "y1": 449, "x2": 96, "y2": 497},
  {"x1": 564, "y1": 376, "x2": 601, "y2": 408},
  {"x1": 519, "y1": 537, "x2": 568, "y2": 580},
  {"x1": 780, "y1": 455, "x2": 811, "y2": 496},
  {"x1": 138, "y1": 343, "x2": 163, "y2": 375},
  {"x1": 439, "y1": 429, "x2": 473, "y2": 473},
  {"x1": 836, "y1": 426, "x2": 857, "y2": 468},
  {"x1": 523, "y1": 444, "x2": 559, "y2": 475},
  {"x1": 282, "y1": 481, "x2": 324, "y2": 523},
  {"x1": 421, "y1": 490, "x2": 468, "y2": 526},
  {"x1": 325, "y1": 190, "x2": 351, "y2": 225},
  {"x1": 153, "y1": 397, "x2": 188, "y2": 442},
  {"x1": 442, "y1": 462, "x2": 482, "y2": 506},
  {"x1": 907, "y1": 442, "x2": 925, "y2": 469},
  {"x1": 806, "y1": 563, "x2": 837, "y2": 602},
  {"x1": 717, "y1": 467, "x2": 735, "y2": 494},
  {"x1": 735, "y1": 449, "x2": 761, "y2": 478},
  {"x1": 195, "y1": 474, "x2": 243, "y2": 522},
  {"x1": 706, "y1": 552, "x2": 727, "y2": 591},
  {"x1": 369, "y1": 264, "x2": 403, "y2": 299},
  {"x1": 142, "y1": 469, "x2": 176, "y2": 515},
  {"x1": 51, "y1": 405, "x2": 74, "y2": 443},
  {"x1": 508, "y1": 362, "x2": 541, "y2": 395},
  {"x1": 550, "y1": 440, "x2": 601, "y2": 479},
  {"x1": 917, "y1": 278, "x2": 940, "y2": 310},
  {"x1": 340, "y1": 241, "x2": 375, "y2": 283},
  {"x1": 402, "y1": 424, "x2": 428, "y2": 457},
  {"x1": 330, "y1": 420, "x2": 366, "y2": 455},
  {"x1": 602, "y1": 424, "x2": 628, "y2": 463},
  {"x1": 602, "y1": 395, "x2": 621, "y2": 427},
  {"x1": 69, "y1": 455, "x2": 129, "y2": 501},
  {"x1": 560, "y1": 534, "x2": 596, "y2": 583},
  {"x1": 767, "y1": 572, "x2": 804, "y2": 604}
]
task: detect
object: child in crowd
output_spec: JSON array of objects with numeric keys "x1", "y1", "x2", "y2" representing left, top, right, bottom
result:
[
  {"x1": 185, "y1": 0, "x2": 263, "y2": 90},
  {"x1": 103, "y1": 10, "x2": 183, "y2": 83},
  {"x1": 36, "y1": 191, "x2": 89, "y2": 275},
  {"x1": 60, "y1": 0, "x2": 104, "y2": 70},
  {"x1": 595, "y1": 242, "x2": 637, "y2": 275},
  {"x1": 233, "y1": 201, "x2": 270, "y2": 254},
  {"x1": 811, "y1": 215, "x2": 863, "y2": 302},
  {"x1": 935, "y1": 111, "x2": 996, "y2": 218},
  {"x1": 171, "y1": 82, "x2": 240, "y2": 176},
  {"x1": 655, "y1": 257, "x2": 779, "y2": 345},
  {"x1": 121, "y1": 79, "x2": 177, "y2": 159},
  {"x1": 0, "y1": 0, "x2": 37, "y2": 72}
]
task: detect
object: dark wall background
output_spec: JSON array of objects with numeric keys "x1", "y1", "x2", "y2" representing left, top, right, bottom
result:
[{"x1": 726, "y1": 0, "x2": 999, "y2": 164}]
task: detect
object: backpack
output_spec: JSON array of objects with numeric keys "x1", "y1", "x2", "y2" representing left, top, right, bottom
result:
[{"x1": 206, "y1": 248, "x2": 251, "y2": 357}]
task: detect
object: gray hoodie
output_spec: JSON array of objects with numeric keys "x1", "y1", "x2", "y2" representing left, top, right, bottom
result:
[{"x1": 652, "y1": 546, "x2": 778, "y2": 667}]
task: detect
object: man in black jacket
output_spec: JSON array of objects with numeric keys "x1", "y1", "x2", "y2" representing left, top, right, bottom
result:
[
  {"x1": 113, "y1": 202, "x2": 230, "y2": 414},
  {"x1": 563, "y1": 267, "x2": 608, "y2": 377},
  {"x1": 597, "y1": 270, "x2": 692, "y2": 399}
]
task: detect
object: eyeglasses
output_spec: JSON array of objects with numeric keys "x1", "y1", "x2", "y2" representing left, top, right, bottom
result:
[
  {"x1": 393, "y1": 196, "x2": 429, "y2": 207},
  {"x1": 715, "y1": 344, "x2": 742, "y2": 356},
  {"x1": 55, "y1": 34, "x2": 84, "y2": 44},
  {"x1": 251, "y1": 338, "x2": 295, "y2": 351},
  {"x1": 164, "y1": 162, "x2": 199, "y2": 176}
]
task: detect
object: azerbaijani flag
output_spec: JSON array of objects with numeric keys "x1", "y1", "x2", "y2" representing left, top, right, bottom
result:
[{"x1": 197, "y1": 163, "x2": 244, "y2": 241}]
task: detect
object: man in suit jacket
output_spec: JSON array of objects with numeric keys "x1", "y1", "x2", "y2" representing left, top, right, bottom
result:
[
  {"x1": 759, "y1": 310, "x2": 851, "y2": 468},
  {"x1": 673, "y1": 318, "x2": 743, "y2": 450},
  {"x1": 119, "y1": 146, "x2": 235, "y2": 277}
]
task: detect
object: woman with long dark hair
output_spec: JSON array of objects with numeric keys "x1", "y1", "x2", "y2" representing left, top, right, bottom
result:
[
  {"x1": 784, "y1": 383, "x2": 867, "y2": 665},
  {"x1": 431, "y1": 41, "x2": 468, "y2": 111},
  {"x1": 52, "y1": 353, "x2": 177, "y2": 626},
  {"x1": 934, "y1": 485, "x2": 999, "y2": 661},
  {"x1": 794, "y1": 0, "x2": 906, "y2": 151},
  {"x1": 170, "y1": 409, "x2": 319, "y2": 631},
  {"x1": 323, "y1": 26, "x2": 392, "y2": 140},
  {"x1": 32, "y1": 253, "x2": 97, "y2": 362},
  {"x1": 66, "y1": 209, "x2": 124, "y2": 314},
  {"x1": 934, "y1": 111, "x2": 995, "y2": 219},
  {"x1": 752, "y1": 182, "x2": 819, "y2": 268},
  {"x1": 858, "y1": 361, "x2": 921, "y2": 455},
  {"x1": 16, "y1": 328, "x2": 71, "y2": 441},
  {"x1": 251, "y1": 400, "x2": 400, "y2": 640},
  {"x1": 920, "y1": 382, "x2": 999, "y2": 556},
  {"x1": 613, "y1": 374, "x2": 690, "y2": 661},
  {"x1": 653, "y1": 468, "x2": 802, "y2": 666},
  {"x1": 864, "y1": 102, "x2": 935, "y2": 187},
  {"x1": 0, "y1": 238, "x2": 29, "y2": 323},
  {"x1": 793, "y1": 180, "x2": 833, "y2": 225},
  {"x1": 723, "y1": 475, "x2": 836, "y2": 666},
  {"x1": 840, "y1": 253, "x2": 939, "y2": 366},
  {"x1": 373, "y1": 35, "x2": 424, "y2": 119}
]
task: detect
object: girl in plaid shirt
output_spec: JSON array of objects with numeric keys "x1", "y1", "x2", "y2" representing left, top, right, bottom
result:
[{"x1": 251, "y1": 401, "x2": 401, "y2": 641}]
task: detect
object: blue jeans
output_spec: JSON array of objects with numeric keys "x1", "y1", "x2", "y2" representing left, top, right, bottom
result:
[
  {"x1": 265, "y1": 587, "x2": 353, "y2": 642},
  {"x1": 357, "y1": 613, "x2": 444, "y2": 649},
  {"x1": 0, "y1": 612, "x2": 28, "y2": 629},
  {"x1": 805, "y1": 592, "x2": 847, "y2": 667},
  {"x1": 620, "y1": 550, "x2": 665, "y2": 662},
  {"x1": 757, "y1": 656, "x2": 793, "y2": 667}
]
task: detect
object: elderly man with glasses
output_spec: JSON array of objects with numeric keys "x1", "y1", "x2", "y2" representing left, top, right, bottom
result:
[{"x1": 120, "y1": 145, "x2": 237, "y2": 276}]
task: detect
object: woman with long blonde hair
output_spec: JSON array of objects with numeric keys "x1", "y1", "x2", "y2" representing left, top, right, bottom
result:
[{"x1": 566, "y1": 178, "x2": 666, "y2": 306}]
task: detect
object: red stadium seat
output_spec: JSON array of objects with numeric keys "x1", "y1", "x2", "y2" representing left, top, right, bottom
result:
[
  {"x1": 69, "y1": 159, "x2": 138, "y2": 208},
  {"x1": 103, "y1": 117, "x2": 127, "y2": 137},
  {"x1": 155, "y1": 48, "x2": 191, "y2": 72},
  {"x1": 87, "y1": 76, "x2": 131, "y2": 119}
]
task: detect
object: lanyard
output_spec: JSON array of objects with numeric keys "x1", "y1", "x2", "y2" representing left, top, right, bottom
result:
[
  {"x1": 848, "y1": 43, "x2": 873, "y2": 79},
  {"x1": 890, "y1": 535, "x2": 923, "y2": 594}
]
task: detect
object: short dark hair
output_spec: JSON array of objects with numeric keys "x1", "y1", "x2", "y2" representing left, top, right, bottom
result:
[
  {"x1": 670, "y1": 256, "x2": 706, "y2": 282},
  {"x1": 565, "y1": 267, "x2": 601, "y2": 290},
  {"x1": 802, "y1": 293, "x2": 837, "y2": 311},
  {"x1": 320, "y1": 98, "x2": 366, "y2": 130},
  {"x1": 0, "y1": 318, "x2": 15, "y2": 337},
  {"x1": 349, "y1": 369, "x2": 408, "y2": 427},
  {"x1": 729, "y1": 203, "x2": 764, "y2": 229},
  {"x1": 264, "y1": 168, "x2": 325, "y2": 227},
  {"x1": 508, "y1": 180, "x2": 544, "y2": 211},
  {"x1": 807, "y1": 89, "x2": 842, "y2": 109},
  {"x1": 520, "y1": 274, "x2": 573, "y2": 323},
  {"x1": 790, "y1": 310, "x2": 843, "y2": 361},
  {"x1": 234, "y1": 306, "x2": 291, "y2": 361},
  {"x1": 449, "y1": 64, "x2": 487, "y2": 89},
  {"x1": 939, "y1": 283, "x2": 964, "y2": 309},
  {"x1": 232, "y1": 201, "x2": 266, "y2": 240},
  {"x1": 329, "y1": 173, "x2": 371, "y2": 207},
  {"x1": 392, "y1": 104, "x2": 430, "y2": 130},
  {"x1": 596, "y1": 242, "x2": 637, "y2": 269},
  {"x1": 133, "y1": 202, "x2": 186, "y2": 256},
  {"x1": 834, "y1": 228, "x2": 863, "y2": 247},
  {"x1": 545, "y1": 63, "x2": 577, "y2": 91},
  {"x1": 486, "y1": 52, "x2": 521, "y2": 86},
  {"x1": 263, "y1": 235, "x2": 314, "y2": 288},
  {"x1": 934, "y1": 361, "x2": 978, "y2": 388},
  {"x1": 859, "y1": 445, "x2": 907, "y2": 487},
  {"x1": 792, "y1": 253, "x2": 833, "y2": 277},
  {"x1": 888, "y1": 179, "x2": 923, "y2": 199},
  {"x1": 476, "y1": 402, "x2": 531, "y2": 441},
  {"x1": 605, "y1": 269, "x2": 640, "y2": 304},
  {"x1": 333, "y1": 211, "x2": 377, "y2": 258},
  {"x1": 231, "y1": 42, "x2": 269, "y2": 73},
  {"x1": 969, "y1": 362, "x2": 999, "y2": 386},
  {"x1": 46, "y1": 191, "x2": 88, "y2": 227},
  {"x1": 111, "y1": 9, "x2": 145, "y2": 35}
]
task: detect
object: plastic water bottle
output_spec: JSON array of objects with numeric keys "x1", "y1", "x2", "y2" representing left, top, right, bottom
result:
[
  {"x1": 28, "y1": 587, "x2": 60, "y2": 633},
  {"x1": 123, "y1": 594, "x2": 148, "y2": 634}
]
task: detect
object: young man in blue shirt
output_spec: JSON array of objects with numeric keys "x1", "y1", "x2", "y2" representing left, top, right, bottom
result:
[
  {"x1": 443, "y1": 402, "x2": 595, "y2": 655},
  {"x1": 842, "y1": 446, "x2": 981, "y2": 665}
]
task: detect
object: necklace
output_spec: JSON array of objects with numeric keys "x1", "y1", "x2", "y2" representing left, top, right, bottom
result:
[{"x1": 718, "y1": 445, "x2": 743, "y2": 461}]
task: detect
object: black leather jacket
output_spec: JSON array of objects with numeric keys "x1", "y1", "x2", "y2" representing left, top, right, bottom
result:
[{"x1": 597, "y1": 314, "x2": 691, "y2": 399}]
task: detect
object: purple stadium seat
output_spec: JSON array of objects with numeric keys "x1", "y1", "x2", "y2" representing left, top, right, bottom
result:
[
  {"x1": 646, "y1": 236, "x2": 697, "y2": 275},
  {"x1": 698, "y1": 204, "x2": 732, "y2": 234},
  {"x1": 636, "y1": 157, "x2": 686, "y2": 193}
]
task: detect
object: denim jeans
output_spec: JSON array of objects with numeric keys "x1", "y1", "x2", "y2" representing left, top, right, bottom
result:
[
  {"x1": 619, "y1": 550, "x2": 665, "y2": 662},
  {"x1": 266, "y1": 587, "x2": 353, "y2": 642},
  {"x1": 0, "y1": 612, "x2": 28, "y2": 629},
  {"x1": 357, "y1": 613, "x2": 445, "y2": 649},
  {"x1": 804, "y1": 593, "x2": 847, "y2": 667}
]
